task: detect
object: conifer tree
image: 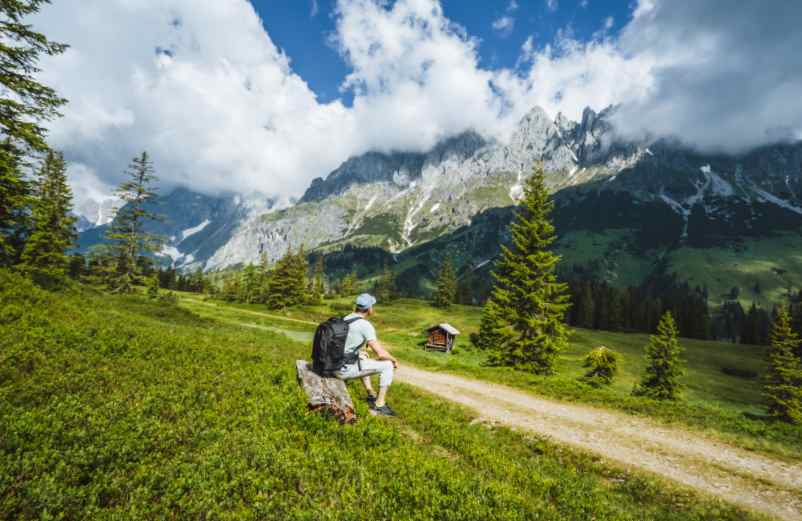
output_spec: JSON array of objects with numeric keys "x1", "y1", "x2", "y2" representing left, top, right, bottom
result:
[
  {"x1": 0, "y1": 145, "x2": 28, "y2": 264},
  {"x1": 146, "y1": 273, "x2": 159, "y2": 299},
  {"x1": 67, "y1": 253, "x2": 85, "y2": 280},
  {"x1": 265, "y1": 247, "x2": 307, "y2": 309},
  {"x1": 0, "y1": 1, "x2": 67, "y2": 264},
  {"x1": 582, "y1": 346, "x2": 619, "y2": 386},
  {"x1": 266, "y1": 250, "x2": 291, "y2": 309},
  {"x1": 485, "y1": 164, "x2": 571, "y2": 374},
  {"x1": 309, "y1": 256, "x2": 325, "y2": 304},
  {"x1": 221, "y1": 273, "x2": 241, "y2": 302},
  {"x1": 19, "y1": 151, "x2": 76, "y2": 286},
  {"x1": 576, "y1": 282, "x2": 595, "y2": 329},
  {"x1": 433, "y1": 257, "x2": 457, "y2": 308},
  {"x1": 292, "y1": 245, "x2": 309, "y2": 305},
  {"x1": 104, "y1": 152, "x2": 162, "y2": 293},
  {"x1": 763, "y1": 307, "x2": 802, "y2": 424},
  {"x1": 633, "y1": 311, "x2": 685, "y2": 400},
  {"x1": 240, "y1": 264, "x2": 260, "y2": 303},
  {"x1": 472, "y1": 298, "x2": 508, "y2": 350},
  {"x1": 341, "y1": 270, "x2": 357, "y2": 297}
]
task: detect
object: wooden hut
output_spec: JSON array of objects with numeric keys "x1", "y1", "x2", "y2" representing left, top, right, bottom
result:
[{"x1": 425, "y1": 323, "x2": 460, "y2": 352}]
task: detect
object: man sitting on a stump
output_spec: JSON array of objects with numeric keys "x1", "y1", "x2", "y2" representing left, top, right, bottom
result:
[{"x1": 336, "y1": 293, "x2": 399, "y2": 416}]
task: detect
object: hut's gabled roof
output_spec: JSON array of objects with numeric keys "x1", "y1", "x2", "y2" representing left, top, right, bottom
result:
[{"x1": 427, "y1": 323, "x2": 460, "y2": 336}]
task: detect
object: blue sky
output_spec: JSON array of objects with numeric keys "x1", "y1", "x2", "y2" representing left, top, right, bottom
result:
[{"x1": 255, "y1": 0, "x2": 632, "y2": 104}]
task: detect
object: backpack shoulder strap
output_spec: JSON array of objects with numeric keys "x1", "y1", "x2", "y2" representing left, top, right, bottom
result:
[{"x1": 344, "y1": 316, "x2": 363, "y2": 325}]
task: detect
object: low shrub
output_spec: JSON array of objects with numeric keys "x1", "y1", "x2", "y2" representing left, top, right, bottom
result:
[{"x1": 582, "y1": 346, "x2": 619, "y2": 386}]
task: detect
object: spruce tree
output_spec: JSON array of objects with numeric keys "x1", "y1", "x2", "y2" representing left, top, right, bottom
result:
[
  {"x1": 0, "y1": 1, "x2": 67, "y2": 264},
  {"x1": 473, "y1": 298, "x2": 508, "y2": 350},
  {"x1": 104, "y1": 152, "x2": 162, "y2": 293},
  {"x1": 265, "y1": 251, "x2": 291, "y2": 309},
  {"x1": 485, "y1": 164, "x2": 571, "y2": 374},
  {"x1": 433, "y1": 257, "x2": 457, "y2": 308},
  {"x1": 341, "y1": 270, "x2": 357, "y2": 297},
  {"x1": 293, "y1": 245, "x2": 309, "y2": 306},
  {"x1": 146, "y1": 273, "x2": 159, "y2": 299},
  {"x1": 633, "y1": 311, "x2": 685, "y2": 400},
  {"x1": 763, "y1": 307, "x2": 802, "y2": 424},
  {"x1": 19, "y1": 151, "x2": 76, "y2": 286},
  {"x1": 0, "y1": 144, "x2": 28, "y2": 264},
  {"x1": 309, "y1": 256, "x2": 325, "y2": 304},
  {"x1": 265, "y1": 247, "x2": 307, "y2": 309},
  {"x1": 240, "y1": 264, "x2": 260, "y2": 303},
  {"x1": 576, "y1": 282, "x2": 595, "y2": 329},
  {"x1": 582, "y1": 346, "x2": 619, "y2": 386}
]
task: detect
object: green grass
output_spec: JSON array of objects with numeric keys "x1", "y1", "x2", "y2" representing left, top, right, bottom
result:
[
  {"x1": 180, "y1": 295, "x2": 802, "y2": 462},
  {"x1": 0, "y1": 270, "x2": 766, "y2": 520},
  {"x1": 555, "y1": 229, "x2": 656, "y2": 287},
  {"x1": 668, "y1": 231, "x2": 802, "y2": 305}
]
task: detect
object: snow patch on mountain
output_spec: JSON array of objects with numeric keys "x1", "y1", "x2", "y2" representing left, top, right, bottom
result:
[
  {"x1": 181, "y1": 219, "x2": 211, "y2": 241},
  {"x1": 753, "y1": 187, "x2": 802, "y2": 215}
]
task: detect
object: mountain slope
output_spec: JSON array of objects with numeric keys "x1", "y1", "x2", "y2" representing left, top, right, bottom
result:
[{"x1": 78, "y1": 104, "x2": 802, "y2": 299}]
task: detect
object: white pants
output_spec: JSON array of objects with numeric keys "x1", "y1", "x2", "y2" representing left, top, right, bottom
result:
[{"x1": 336, "y1": 359, "x2": 394, "y2": 388}]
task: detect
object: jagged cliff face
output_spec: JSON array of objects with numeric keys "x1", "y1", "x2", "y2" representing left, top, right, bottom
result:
[
  {"x1": 79, "y1": 104, "x2": 802, "y2": 276},
  {"x1": 202, "y1": 107, "x2": 635, "y2": 269},
  {"x1": 203, "y1": 105, "x2": 801, "y2": 270},
  {"x1": 76, "y1": 188, "x2": 278, "y2": 271}
]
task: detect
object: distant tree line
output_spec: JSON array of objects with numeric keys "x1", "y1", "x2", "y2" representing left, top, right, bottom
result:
[
  {"x1": 563, "y1": 274, "x2": 711, "y2": 340},
  {"x1": 561, "y1": 272, "x2": 802, "y2": 346}
]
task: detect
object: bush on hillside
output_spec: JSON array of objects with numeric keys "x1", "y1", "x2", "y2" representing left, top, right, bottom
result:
[{"x1": 581, "y1": 346, "x2": 619, "y2": 386}]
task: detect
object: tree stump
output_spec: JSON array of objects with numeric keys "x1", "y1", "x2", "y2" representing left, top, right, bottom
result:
[{"x1": 295, "y1": 360, "x2": 356, "y2": 424}]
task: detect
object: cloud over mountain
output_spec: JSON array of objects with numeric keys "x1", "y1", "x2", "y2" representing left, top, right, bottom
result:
[{"x1": 32, "y1": 0, "x2": 802, "y2": 206}]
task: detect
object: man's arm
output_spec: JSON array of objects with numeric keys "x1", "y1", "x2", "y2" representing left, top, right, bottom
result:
[{"x1": 367, "y1": 339, "x2": 398, "y2": 368}]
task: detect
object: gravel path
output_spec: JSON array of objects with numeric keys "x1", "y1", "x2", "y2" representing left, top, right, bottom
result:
[{"x1": 396, "y1": 365, "x2": 802, "y2": 521}]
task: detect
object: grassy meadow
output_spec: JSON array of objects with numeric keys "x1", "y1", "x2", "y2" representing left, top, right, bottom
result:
[
  {"x1": 179, "y1": 294, "x2": 802, "y2": 462},
  {"x1": 0, "y1": 269, "x2": 773, "y2": 520}
]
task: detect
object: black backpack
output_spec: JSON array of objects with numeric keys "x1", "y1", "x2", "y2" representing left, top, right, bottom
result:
[{"x1": 311, "y1": 316, "x2": 362, "y2": 376}]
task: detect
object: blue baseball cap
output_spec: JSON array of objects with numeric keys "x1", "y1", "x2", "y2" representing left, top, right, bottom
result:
[{"x1": 355, "y1": 293, "x2": 377, "y2": 309}]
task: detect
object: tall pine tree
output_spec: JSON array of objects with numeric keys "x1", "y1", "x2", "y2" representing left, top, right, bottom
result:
[
  {"x1": 432, "y1": 257, "x2": 457, "y2": 308},
  {"x1": 0, "y1": 0, "x2": 67, "y2": 263},
  {"x1": 19, "y1": 151, "x2": 76, "y2": 286},
  {"x1": 104, "y1": 152, "x2": 162, "y2": 293},
  {"x1": 763, "y1": 306, "x2": 802, "y2": 424},
  {"x1": 633, "y1": 311, "x2": 685, "y2": 400},
  {"x1": 484, "y1": 164, "x2": 571, "y2": 374}
]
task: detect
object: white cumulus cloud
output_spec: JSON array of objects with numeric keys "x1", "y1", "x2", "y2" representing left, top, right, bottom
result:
[
  {"x1": 34, "y1": 0, "x2": 359, "y2": 206},
  {"x1": 29, "y1": 0, "x2": 802, "y2": 208}
]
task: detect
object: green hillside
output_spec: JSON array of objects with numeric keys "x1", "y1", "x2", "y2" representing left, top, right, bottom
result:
[
  {"x1": 180, "y1": 296, "x2": 802, "y2": 461},
  {"x1": 0, "y1": 270, "x2": 766, "y2": 520}
]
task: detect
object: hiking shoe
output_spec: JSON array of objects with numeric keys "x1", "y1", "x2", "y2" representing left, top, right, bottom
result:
[
  {"x1": 371, "y1": 404, "x2": 396, "y2": 417},
  {"x1": 366, "y1": 395, "x2": 377, "y2": 409}
]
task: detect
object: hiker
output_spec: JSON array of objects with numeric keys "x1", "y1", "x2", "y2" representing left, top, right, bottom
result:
[{"x1": 336, "y1": 293, "x2": 399, "y2": 416}]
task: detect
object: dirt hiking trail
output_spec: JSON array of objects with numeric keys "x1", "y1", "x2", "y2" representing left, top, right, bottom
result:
[{"x1": 396, "y1": 365, "x2": 802, "y2": 521}]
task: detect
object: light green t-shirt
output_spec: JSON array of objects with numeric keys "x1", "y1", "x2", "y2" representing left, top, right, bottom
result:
[{"x1": 343, "y1": 313, "x2": 377, "y2": 359}]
